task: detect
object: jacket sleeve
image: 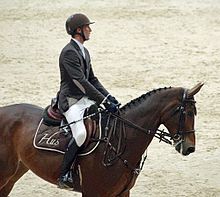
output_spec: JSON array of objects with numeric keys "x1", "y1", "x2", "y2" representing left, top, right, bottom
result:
[
  {"x1": 62, "y1": 50, "x2": 106, "y2": 104},
  {"x1": 89, "y1": 66, "x2": 109, "y2": 97}
]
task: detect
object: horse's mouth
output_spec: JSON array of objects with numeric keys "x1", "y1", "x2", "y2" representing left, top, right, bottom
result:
[{"x1": 174, "y1": 141, "x2": 195, "y2": 156}]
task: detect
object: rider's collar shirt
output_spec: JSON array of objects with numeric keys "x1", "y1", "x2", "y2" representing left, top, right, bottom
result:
[{"x1": 72, "y1": 38, "x2": 85, "y2": 59}]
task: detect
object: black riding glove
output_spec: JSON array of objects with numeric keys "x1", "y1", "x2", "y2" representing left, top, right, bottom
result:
[
  {"x1": 103, "y1": 100, "x2": 118, "y2": 113},
  {"x1": 108, "y1": 95, "x2": 121, "y2": 107}
]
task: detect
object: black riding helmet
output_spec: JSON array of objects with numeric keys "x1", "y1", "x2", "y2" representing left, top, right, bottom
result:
[{"x1": 65, "y1": 13, "x2": 95, "y2": 37}]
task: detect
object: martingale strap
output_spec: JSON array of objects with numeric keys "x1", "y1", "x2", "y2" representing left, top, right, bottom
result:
[{"x1": 102, "y1": 114, "x2": 126, "y2": 167}]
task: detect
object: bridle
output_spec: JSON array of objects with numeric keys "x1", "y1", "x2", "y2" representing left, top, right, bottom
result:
[
  {"x1": 168, "y1": 89, "x2": 196, "y2": 145},
  {"x1": 110, "y1": 88, "x2": 196, "y2": 145}
]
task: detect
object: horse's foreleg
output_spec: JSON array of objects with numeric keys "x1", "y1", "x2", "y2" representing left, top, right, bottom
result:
[{"x1": 0, "y1": 162, "x2": 28, "y2": 197}]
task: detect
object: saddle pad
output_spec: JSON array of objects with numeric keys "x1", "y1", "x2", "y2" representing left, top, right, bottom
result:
[
  {"x1": 33, "y1": 119, "x2": 71, "y2": 154},
  {"x1": 33, "y1": 115, "x2": 102, "y2": 156}
]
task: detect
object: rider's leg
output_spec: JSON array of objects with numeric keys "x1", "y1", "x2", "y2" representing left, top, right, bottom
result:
[
  {"x1": 58, "y1": 138, "x2": 79, "y2": 189},
  {"x1": 58, "y1": 97, "x2": 95, "y2": 189},
  {"x1": 64, "y1": 97, "x2": 95, "y2": 147}
]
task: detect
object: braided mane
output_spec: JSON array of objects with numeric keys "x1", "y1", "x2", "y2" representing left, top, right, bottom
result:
[{"x1": 120, "y1": 87, "x2": 172, "y2": 111}]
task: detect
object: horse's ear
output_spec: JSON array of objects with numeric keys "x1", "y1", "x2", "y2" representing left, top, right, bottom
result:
[{"x1": 187, "y1": 82, "x2": 204, "y2": 98}]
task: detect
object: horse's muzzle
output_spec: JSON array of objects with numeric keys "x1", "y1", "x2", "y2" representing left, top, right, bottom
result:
[{"x1": 175, "y1": 141, "x2": 195, "y2": 156}]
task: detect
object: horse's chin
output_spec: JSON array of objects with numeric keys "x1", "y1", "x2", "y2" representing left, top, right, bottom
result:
[{"x1": 175, "y1": 141, "x2": 195, "y2": 156}]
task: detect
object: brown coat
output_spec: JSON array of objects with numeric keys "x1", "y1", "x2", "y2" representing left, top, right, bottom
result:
[{"x1": 58, "y1": 39, "x2": 109, "y2": 113}]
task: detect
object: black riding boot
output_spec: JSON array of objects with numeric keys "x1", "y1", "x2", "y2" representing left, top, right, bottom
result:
[{"x1": 58, "y1": 138, "x2": 79, "y2": 189}]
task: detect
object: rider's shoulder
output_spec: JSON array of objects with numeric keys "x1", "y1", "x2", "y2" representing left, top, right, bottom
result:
[{"x1": 61, "y1": 43, "x2": 78, "y2": 56}]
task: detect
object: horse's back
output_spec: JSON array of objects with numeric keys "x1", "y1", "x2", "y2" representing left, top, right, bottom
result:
[
  {"x1": 0, "y1": 103, "x2": 43, "y2": 120},
  {"x1": 0, "y1": 103, "x2": 43, "y2": 113}
]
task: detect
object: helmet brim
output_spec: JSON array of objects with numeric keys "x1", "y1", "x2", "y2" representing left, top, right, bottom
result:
[{"x1": 87, "y1": 21, "x2": 95, "y2": 25}]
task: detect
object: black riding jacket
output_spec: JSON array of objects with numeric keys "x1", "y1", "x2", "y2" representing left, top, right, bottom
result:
[{"x1": 58, "y1": 39, "x2": 109, "y2": 113}]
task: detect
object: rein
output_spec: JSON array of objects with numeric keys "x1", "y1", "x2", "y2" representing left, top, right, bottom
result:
[
  {"x1": 101, "y1": 112, "x2": 172, "y2": 175},
  {"x1": 100, "y1": 88, "x2": 197, "y2": 174},
  {"x1": 104, "y1": 89, "x2": 197, "y2": 147},
  {"x1": 110, "y1": 112, "x2": 172, "y2": 145}
]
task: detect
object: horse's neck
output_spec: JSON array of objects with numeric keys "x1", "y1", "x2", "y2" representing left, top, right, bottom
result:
[
  {"x1": 121, "y1": 89, "x2": 179, "y2": 165},
  {"x1": 123, "y1": 94, "x2": 163, "y2": 132}
]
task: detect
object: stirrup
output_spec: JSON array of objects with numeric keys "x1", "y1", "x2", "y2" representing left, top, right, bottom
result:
[{"x1": 58, "y1": 172, "x2": 73, "y2": 190}]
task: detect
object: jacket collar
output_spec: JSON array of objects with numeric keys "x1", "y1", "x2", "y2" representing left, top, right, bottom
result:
[
  {"x1": 70, "y1": 39, "x2": 90, "y2": 77},
  {"x1": 70, "y1": 39, "x2": 84, "y2": 58}
]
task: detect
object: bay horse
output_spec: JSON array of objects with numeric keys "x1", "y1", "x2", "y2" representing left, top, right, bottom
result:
[{"x1": 0, "y1": 83, "x2": 203, "y2": 197}]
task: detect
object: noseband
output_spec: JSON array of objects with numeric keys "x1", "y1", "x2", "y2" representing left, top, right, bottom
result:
[{"x1": 171, "y1": 89, "x2": 196, "y2": 143}]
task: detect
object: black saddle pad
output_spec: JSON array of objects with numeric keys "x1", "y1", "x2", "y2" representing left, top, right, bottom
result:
[
  {"x1": 33, "y1": 119, "x2": 71, "y2": 154},
  {"x1": 33, "y1": 115, "x2": 102, "y2": 156}
]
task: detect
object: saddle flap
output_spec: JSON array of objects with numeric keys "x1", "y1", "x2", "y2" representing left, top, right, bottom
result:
[{"x1": 83, "y1": 118, "x2": 97, "y2": 148}]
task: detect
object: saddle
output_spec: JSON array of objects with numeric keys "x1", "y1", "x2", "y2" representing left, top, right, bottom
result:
[{"x1": 33, "y1": 102, "x2": 101, "y2": 155}]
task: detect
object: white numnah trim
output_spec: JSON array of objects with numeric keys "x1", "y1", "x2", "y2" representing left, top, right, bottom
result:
[
  {"x1": 33, "y1": 114, "x2": 102, "y2": 156},
  {"x1": 33, "y1": 118, "x2": 65, "y2": 154}
]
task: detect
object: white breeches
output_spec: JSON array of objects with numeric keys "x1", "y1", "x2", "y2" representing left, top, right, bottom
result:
[{"x1": 63, "y1": 97, "x2": 95, "y2": 147}]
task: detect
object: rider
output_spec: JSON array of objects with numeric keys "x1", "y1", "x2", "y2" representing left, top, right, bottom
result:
[{"x1": 57, "y1": 13, "x2": 120, "y2": 189}]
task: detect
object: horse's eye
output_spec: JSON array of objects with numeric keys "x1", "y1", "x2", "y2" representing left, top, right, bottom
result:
[{"x1": 187, "y1": 111, "x2": 194, "y2": 117}]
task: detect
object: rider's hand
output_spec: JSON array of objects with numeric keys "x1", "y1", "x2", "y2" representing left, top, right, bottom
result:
[
  {"x1": 103, "y1": 100, "x2": 118, "y2": 113},
  {"x1": 108, "y1": 95, "x2": 121, "y2": 107}
]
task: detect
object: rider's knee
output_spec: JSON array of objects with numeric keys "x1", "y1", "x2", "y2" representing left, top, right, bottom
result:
[{"x1": 75, "y1": 132, "x2": 86, "y2": 147}]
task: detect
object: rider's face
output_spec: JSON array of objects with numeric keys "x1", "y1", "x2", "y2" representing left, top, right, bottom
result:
[{"x1": 82, "y1": 25, "x2": 92, "y2": 40}]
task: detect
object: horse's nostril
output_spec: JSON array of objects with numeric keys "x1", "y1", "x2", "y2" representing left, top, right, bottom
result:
[{"x1": 187, "y1": 147, "x2": 195, "y2": 154}]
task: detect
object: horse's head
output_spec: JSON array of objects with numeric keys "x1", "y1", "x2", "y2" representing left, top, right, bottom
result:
[{"x1": 161, "y1": 83, "x2": 203, "y2": 156}]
